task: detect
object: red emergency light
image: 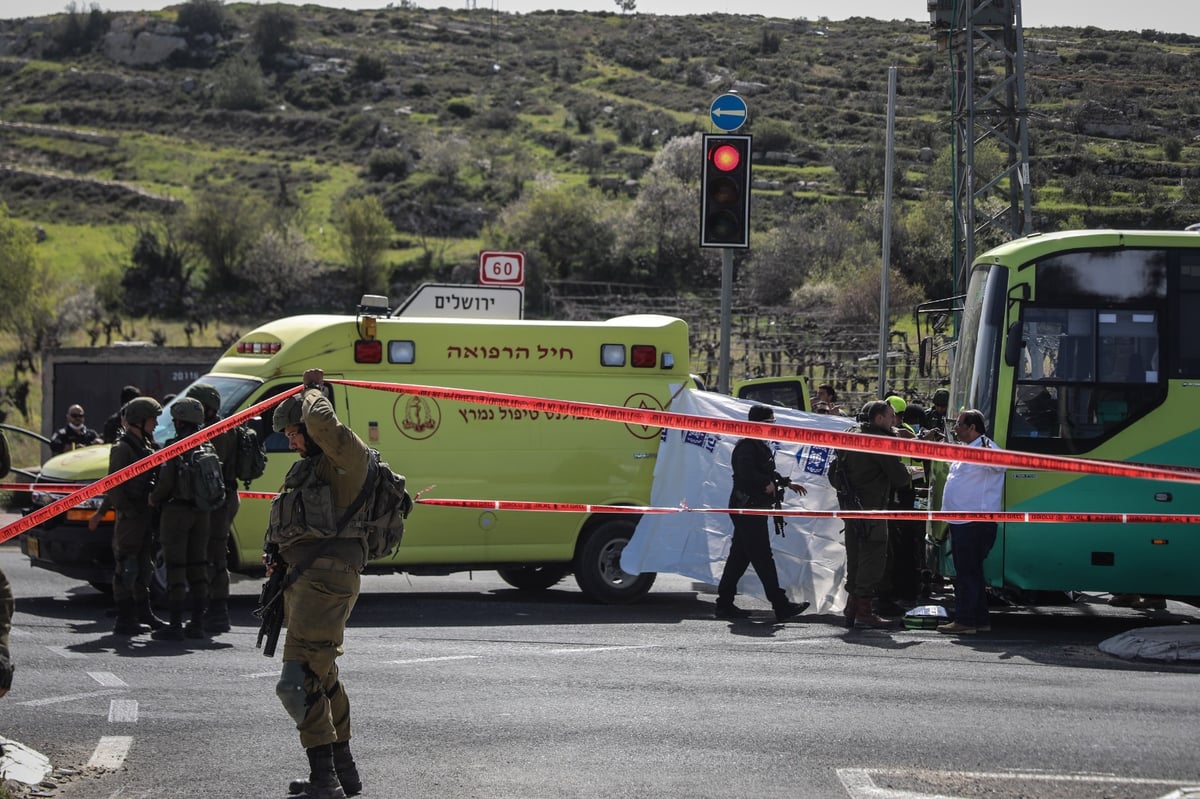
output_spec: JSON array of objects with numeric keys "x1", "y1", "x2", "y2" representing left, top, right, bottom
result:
[{"x1": 354, "y1": 339, "x2": 383, "y2": 363}]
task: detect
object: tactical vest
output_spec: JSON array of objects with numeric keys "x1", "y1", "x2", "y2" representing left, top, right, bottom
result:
[{"x1": 265, "y1": 455, "x2": 341, "y2": 549}]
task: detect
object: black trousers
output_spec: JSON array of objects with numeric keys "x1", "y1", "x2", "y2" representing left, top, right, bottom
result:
[{"x1": 717, "y1": 513, "x2": 784, "y2": 606}]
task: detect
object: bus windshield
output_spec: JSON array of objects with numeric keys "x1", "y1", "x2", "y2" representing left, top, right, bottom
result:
[{"x1": 949, "y1": 262, "x2": 1007, "y2": 436}]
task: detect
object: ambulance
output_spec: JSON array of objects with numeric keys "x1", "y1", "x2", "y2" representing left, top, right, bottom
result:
[{"x1": 24, "y1": 303, "x2": 699, "y2": 603}]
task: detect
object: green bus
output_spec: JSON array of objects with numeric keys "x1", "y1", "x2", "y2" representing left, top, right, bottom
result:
[{"x1": 945, "y1": 228, "x2": 1200, "y2": 600}]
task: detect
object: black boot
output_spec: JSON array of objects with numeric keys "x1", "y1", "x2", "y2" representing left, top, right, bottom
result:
[
  {"x1": 136, "y1": 597, "x2": 167, "y2": 631},
  {"x1": 288, "y1": 745, "x2": 346, "y2": 799},
  {"x1": 151, "y1": 602, "x2": 185, "y2": 641},
  {"x1": 184, "y1": 595, "x2": 207, "y2": 640},
  {"x1": 289, "y1": 741, "x2": 361, "y2": 797},
  {"x1": 203, "y1": 598, "x2": 231, "y2": 634},
  {"x1": 773, "y1": 599, "x2": 810, "y2": 623},
  {"x1": 113, "y1": 599, "x2": 144, "y2": 636}
]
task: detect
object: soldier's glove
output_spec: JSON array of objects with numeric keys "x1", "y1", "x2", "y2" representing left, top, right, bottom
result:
[{"x1": 0, "y1": 654, "x2": 13, "y2": 691}]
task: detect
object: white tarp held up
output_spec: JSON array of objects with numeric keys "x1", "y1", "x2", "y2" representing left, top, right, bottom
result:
[{"x1": 621, "y1": 389, "x2": 855, "y2": 614}]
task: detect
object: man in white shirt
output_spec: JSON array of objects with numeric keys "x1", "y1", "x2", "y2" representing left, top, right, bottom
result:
[{"x1": 938, "y1": 408, "x2": 1005, "y2": 635}]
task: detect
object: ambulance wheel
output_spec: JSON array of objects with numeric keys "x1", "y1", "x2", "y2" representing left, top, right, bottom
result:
[
  {"x1": 573, "y1": 518, "x2": 655, "y2": 604},
  {"x1": 497, "y1": 566, "x2": 570, "y2": 592}
]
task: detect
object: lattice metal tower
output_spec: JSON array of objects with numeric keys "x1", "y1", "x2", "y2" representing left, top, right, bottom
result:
[{"x1": 930, "y1": 0, "x2": 1034, "y2": 294}]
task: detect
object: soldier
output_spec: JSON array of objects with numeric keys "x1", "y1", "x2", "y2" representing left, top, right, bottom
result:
[
  {"x1": 1, "y1": 566, "x2": 13, "y2": 699},
  {"x1": 148, "y1": 398, "x2": 216, "y2": 641},
  {"x1": 103, "y1": 385, "x2": 142, "y2": 444},
  {"x1": 268, "y1": 368, "x2": 367, "y2": 799},
  {"x1": 105, "y1": 397, "x2": 166, "y2": 635},
  {"x1": 185, "y1": 382, "x2": 238, "y2": 634},
  {"x1": 834, "y1": 400, "x2": 912, "y2": 629}
]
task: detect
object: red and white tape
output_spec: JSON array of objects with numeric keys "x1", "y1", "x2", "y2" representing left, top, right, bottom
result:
[
  {"x1": 4, "y1": 378, "x2": 1195, "y2": 545},
  {"x1": 0, "y1": 388, "x2": 298, "y2": 545}
]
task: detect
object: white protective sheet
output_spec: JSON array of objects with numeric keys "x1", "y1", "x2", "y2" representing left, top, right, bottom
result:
[{"x1": 621, "y1": 389, "x2": 854, "y2": 614}]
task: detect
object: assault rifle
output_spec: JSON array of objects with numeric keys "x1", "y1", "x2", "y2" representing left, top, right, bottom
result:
[
  {"x1": 772, "y1": 474, "x2": 791, "y2": 537},
  {"x1": 254, "y1": 545, "x2": 287, "y2": 658}
]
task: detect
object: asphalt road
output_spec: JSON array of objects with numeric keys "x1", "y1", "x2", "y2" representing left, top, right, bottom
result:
[{"x1": 2, "y1": 539, "x2": 1199, "y2": 799}]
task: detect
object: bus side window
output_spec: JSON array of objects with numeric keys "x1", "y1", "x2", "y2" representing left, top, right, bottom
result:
[{"x1": 1175, "y1": 263, "x2": 1200, "y2": 377}]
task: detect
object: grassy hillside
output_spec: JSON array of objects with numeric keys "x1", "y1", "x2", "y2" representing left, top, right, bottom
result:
[{"x1": 1, "y1": 6, "x2": 1199, "y2": 445}]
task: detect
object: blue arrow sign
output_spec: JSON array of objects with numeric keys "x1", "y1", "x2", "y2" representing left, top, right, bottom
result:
[{"x1": 710, "y1": 93, "x2": 749, "y2": 132}]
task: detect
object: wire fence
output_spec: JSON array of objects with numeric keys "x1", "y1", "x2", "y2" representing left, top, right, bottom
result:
[{"x1": 543, "y1": 280, "x2": 950, "y2": 413}]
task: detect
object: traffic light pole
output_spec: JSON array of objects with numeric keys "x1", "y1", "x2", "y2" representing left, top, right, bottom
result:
[{"x1": 718, "y1": 247, "x2": 733, "y2": 395}]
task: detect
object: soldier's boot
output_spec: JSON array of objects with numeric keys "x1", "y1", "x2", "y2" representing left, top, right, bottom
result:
[
  {"x1": 151, "y1": 602, "x2": 186, "y2": 641},
  {"x1": 113, "y1": 599, "x2": 145, "y2": 636},
  {"x1": 203, "y1": 598, "x2": 231, "y2": 634},
  {"x1": 853, "y1": 596, "x2": 894, "y2": 629},
  {"x1": 288, "y1": 744, "x2": 347, "y2": 799},
  {"x1": 842, "y1": 593, "x2": 858, "y2": 630},
  {"x1": 289, "y1": 741, "x2": 362, "y2": 797},
  {"x1": 136, "y1": 597, "x2": 167, "y2": 631},
  {"x1": 184, "y1": 596, "x2": 207, "y2": 640}
]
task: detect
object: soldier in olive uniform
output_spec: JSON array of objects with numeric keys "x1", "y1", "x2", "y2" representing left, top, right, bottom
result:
[
  {"x1": 185, "y1": 382, "x2": 238, "y2": 634},
  {"x1": 835, "y1": 400, "x2": 912, "y2": 629},
  {"x1": 1, "y1": 565, "x2": 14, "y2": 699},
  {"x1": 106, "y1": 397, "x2": 166, "y2": 635},
  {"x1": 148, "y1": 398, "x2": 213, "y2": 641},
  {"x1": 268, "y1": 368, "x2": 366, "y2": 799}
]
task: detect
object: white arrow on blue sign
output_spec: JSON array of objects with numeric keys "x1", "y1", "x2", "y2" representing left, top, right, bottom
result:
[{"x1": 709, "y1": 93, "x2": 749, "y2": 132}]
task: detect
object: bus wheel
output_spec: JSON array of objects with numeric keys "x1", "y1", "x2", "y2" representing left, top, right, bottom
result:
[
  {"x1": 573, "y1": 518, "x2": 655, "y2": 604},
  {"x1": 497, "y1": 565, "x2": 570, "y2": 592}
]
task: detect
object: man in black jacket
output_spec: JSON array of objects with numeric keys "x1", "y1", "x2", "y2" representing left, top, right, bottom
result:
[{"x1": 715, "y1": 405, "x2": 810, "y2": 623}]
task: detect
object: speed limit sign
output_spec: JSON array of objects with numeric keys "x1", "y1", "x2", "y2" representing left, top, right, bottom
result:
[{"x1": 479, "y1": 251, "x2": 525, "y2": 286}]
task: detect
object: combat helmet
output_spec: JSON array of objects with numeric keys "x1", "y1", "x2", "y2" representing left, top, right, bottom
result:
[
  {"x1": 272, "y1": 395, "x2": 303, "y2": 432},
  {"x1": 122, "y1": 397, "x2": 162, "y2": 426},
  {"x1": 170, "y1": 397, "x2": 206, "y2": 426},
  {"x1": 186, "y1": 382, "x2": 221, "y2": 415}
]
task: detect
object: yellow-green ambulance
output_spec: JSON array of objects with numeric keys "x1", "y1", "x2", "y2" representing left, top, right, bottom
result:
[{"x1": 26, "y1": 305, "x2": 695, "y2": 603}]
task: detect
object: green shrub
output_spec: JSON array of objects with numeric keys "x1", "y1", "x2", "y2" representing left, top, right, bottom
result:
[
  {"x1": 213, "y1": 58, "x2": 269, "y2": 111},
  {"x1": 367, "y1": 148, "x2": 411, "y2": 180}
]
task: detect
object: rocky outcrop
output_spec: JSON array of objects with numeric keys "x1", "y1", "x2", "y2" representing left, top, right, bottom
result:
[{"x1": 102, "y1": 15, "x2": 186, "y2": 66}]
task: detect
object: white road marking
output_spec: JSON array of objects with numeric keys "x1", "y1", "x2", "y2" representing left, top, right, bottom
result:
[
  {"x1": 18, "y1": 689, "x2": 125, "y2": 707},
  {"x1": 838, "y1": 768, "x2": 1199, "y2": 799},
  {"x1": 108, "y1": 699, "x2": 138, "y2": 723},
  {"x1": 547, "y1": 644, "x2": 659, "y2": 654},
  {"x1": 838, "y1": 768, "x2": 961, "y2": 799},
  {"x1": 388, "y1": 655, "x2": 482, "y2": 665},
  {"x1": 87, "y1": 736, "x2": 132, "y2": 770},
  {"x1": 45, "y1": 645, "x2": 88, "y2": 659},
  {"x1": 242, "y1": 671, "x2": 281, "y2": 679},
  {"x1": 88, "y1": 671, "x2": 128, "y2": 688}
]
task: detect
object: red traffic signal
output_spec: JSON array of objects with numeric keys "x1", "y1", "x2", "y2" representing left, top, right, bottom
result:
[
  {"x1": 711, "y1": 144, "x2": 741, "y2": 172},
  {"x1": 700, "y1": 134, "x2": 751, "y2": 249}
]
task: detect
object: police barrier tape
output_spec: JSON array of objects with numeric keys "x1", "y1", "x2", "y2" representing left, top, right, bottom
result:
[
  {"x1": 3, "y1": 378, "x2": 1197, "y2": 546},
  {"x1": 0, "y1": 388, "x2": 300, "y2": 545},
  {"x1": 332, "y1": 379, "x2": 1200, "y2": 485},
  {"x1": 415, "y1": 497, "x2": 1200, "y2": 525}
]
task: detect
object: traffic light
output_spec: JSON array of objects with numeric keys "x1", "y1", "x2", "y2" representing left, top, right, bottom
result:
[{"x1": 700, "y1": 134, "x2": 752, "y2": 249}]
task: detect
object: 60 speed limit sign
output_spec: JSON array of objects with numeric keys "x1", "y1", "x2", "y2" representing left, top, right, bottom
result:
[{"x1": 479, "y1": 251, "x2": 525, "y2": 286}]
